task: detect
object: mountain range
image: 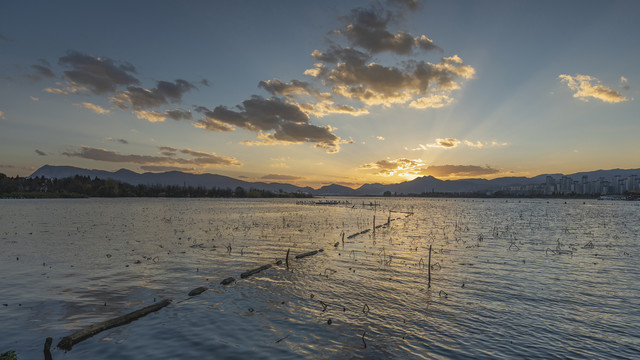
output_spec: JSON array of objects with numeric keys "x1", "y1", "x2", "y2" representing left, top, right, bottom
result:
[{"x1": 29, "y1": 165, "x2": 640, "y2": 196}]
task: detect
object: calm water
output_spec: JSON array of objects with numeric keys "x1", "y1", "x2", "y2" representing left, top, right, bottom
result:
[{"x1": 1, "y1": 198, "x2": 639, "y2": 359}]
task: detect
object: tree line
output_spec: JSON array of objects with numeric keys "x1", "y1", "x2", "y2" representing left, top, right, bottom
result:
[{"x1": 0, "y1": 173, "x2": 312, "y2": 199}]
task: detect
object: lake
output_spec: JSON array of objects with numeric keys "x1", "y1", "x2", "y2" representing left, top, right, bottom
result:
[{"x1": 1, "y1": 198, "x2": 639, "y2": 359}]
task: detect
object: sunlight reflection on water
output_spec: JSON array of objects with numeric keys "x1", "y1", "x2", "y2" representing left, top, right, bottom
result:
[{"x1": 1, "y1": 198, "x2": 639, "y2": 359}]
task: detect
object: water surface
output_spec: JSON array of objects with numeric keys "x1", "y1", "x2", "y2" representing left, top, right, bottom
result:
[{"x1": 1, "y1": 198, "x2": 638, "y2": 359}]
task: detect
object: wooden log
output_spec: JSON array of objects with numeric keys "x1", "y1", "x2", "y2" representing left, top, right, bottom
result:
[
  {"x1": 57, "y1": 298, "x2": 172, "y2": 351},
  {"x1": 240, "y1": 264, "x2": 272, "y2": 279},
  {"x1": 188, "y1": 286, "x2": 207, "y2": 296},
  {"x1": 296, "y1": 250, "x2": 318, "y2": 259},
  {"x1": 295, "y1": 250, "x2": 319, "y2": 259},
  {"x1": 220, "y1": 277, "x2": 235, "y2": 285}
]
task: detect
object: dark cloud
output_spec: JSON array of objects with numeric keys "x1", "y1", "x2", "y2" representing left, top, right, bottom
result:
[
  {"x1": 196, "y1": 96, "x2": 344, "y2": 151},
  {"x1": 58, "y1": 51, "x2": 140, "y2": 94},
  {"x1": 261, "y1": 174, "x2": 304, "y2": 181},
  {"x1": 258, "y1": 79, "x2": 328, "y2": 100},
  {"x1": 197, "y1": 96, "x2": 308, "y2": 131},
  {"x1": 200, "y1": 78, "x2": 210, "y2": 87},
  {"x1": 337, "y1": 4, "x2": 438, "y2": 55},
  {"x1": 112, "y1": 79, "x2": 195, "y2": 110},
  {"x1": 117, "y1": 139, "x2": 128, "y2": 144},
  {"x1": 164, "y1": 109, "x2": 192, "y2": 121},
  {"x1": 0, "y1": 34, "x2": 8, "y2": 41},
  {"x1": 27, "y1": 64, "x2": 55, "y2": 82},
  {"x1": 35, "y1": 149, "x2": 47, "y2": 156},
  {"x1": 62, "y1": 146, "x2": 241, "y2": 167},
  {"x1": 311, "y1": 46, "x2": 371, "y2": 65},
  {"x1": 419, "y1": 165, "x2": 500, "y2": 177},
  {"x1": 387, "y1": 0, "x2": 421, "y2": 11}
]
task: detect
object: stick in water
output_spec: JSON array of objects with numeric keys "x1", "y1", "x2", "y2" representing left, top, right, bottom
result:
[
  {"x1": 57, "y1": 299, "x2": 172, "y2": 351},
  {"x1": 428, "y1": 245, "x2": 432, "y2": 288}
]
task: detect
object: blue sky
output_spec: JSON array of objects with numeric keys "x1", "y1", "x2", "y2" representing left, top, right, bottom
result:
[{"x1": 1, "y1": 0, "x2": 638, "y2": 187}]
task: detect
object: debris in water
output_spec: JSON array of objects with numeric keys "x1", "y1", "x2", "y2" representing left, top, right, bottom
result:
[
  {"x1": 221, "y1": 277, "x2": 235, "y2": 285},
  {"x1": 188, "y1": 287, "x2": 207, "y2": 296}
]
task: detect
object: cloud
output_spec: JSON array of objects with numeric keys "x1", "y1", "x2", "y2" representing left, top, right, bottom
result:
[
  {"x1": 308, "y1": 54, "x2": 474, "y2": 107},
  {"x1": 376, "y1": 136, "x2": 385, "y2": 140},
  {"x1": 111, "y1": 79, "x2": 195, "y2": 110},
  {"x1": 261, "y1": 174, "x2": 304, "y2": 181},
  {"x1": 26, "y1": 62, "x2": 56, "y2": 83},
  {"x1": 140, "y1": 165, "x2": 196, "y2": 172},
  {"x1": 258, "y1": 79, "x2": 329, "y2": 100},
  {"x1": 413, "y1": 138, "x2": 508, "y2": 150},
  {"x1": 62, "y1": 146, "x2": 241, "y2": 167},
  {"x1": 43, "y1": 87, "x2": 69, "y2": 95},
  {"x1": 415, "y1": 138, "x2": 460, "y2": 149},
  {"x1": 0, "y1": 34, "x2": 8, "y2": 41},
  {"x1": 35, "y1": 149, "x2": 47, "y2": 156},
  {"x1": 132, "y1": 108, "x2": 194, "y2": 123},
  {"x1": 134, "y1": 110, "x2": 166, "y2": 122},
  {"x1": 359, "y1": 157, "x2": 501, "y2": 179},
  {"x1": 359, "y1": 158, "x2": 425, "y2": 176},
  {"x1": 74, "y1": 102, "x2": 110, "y2": 114},
  {"x1": 337, "y1": 4, "x2": 438, "y2": 55},
  {"x1": 619, "y1": 76, "x2": 630, "y2": 91},
  {"x1": 387, "y1": 0, "x2": 421, "y2": 12},
  {"x1": 0, "y1": 110, "x2": 4, "y2": 120},
  {"x1": 195, "y1": 96, "x2": 344, "y2": 152},
  {"x1": 418, "y1": 165, "x2": 500, "y2": 177},
  {"x1": 117, "y1": 139, "x2": 128, "y2": 144},
  {"x1": 297, "y1": 100, "x2": 369, "y2": 117},
  {"x1": 58, "y1": 51, "x2": 140, "y2": 95},
  {"x1": 558, "y1": 74, "x2": 628, "y2": 103},
  {"x1": 409, "y1": 93, "x2": 453, "y2": 109},
  {"x1": 463, "y1": 140, "x2": 509, "y2": 148},
  {"x1": 164, "y1": 108, "x2": 192, "y2": 121},
  {"x1": 30, "y1": 96, "x2": 39, "y2": 101}
]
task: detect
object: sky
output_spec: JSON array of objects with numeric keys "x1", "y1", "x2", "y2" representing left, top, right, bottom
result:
[{"x1": 1, "y1": 0, "x2": 639, "y2": 188}]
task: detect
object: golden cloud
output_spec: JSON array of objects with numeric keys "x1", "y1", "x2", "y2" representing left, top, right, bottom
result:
[{"x1": 558, "y1": 74, "x2": 628, "y2": 103}]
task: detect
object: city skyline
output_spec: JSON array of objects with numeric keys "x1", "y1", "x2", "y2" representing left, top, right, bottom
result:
[{"x1": 1, "y1": 0, "x2": 639, "y2": 188}]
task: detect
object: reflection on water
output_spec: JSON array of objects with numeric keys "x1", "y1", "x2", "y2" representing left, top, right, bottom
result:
[{"x1": 1, "y1": 198, "x2": 639, "y2": 359}]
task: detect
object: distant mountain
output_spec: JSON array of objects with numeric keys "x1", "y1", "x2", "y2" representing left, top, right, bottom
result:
[
  {"x1": 314, "y1": 184, "x2": 357, "y2": 196},
  {"x1": 30, "y1": 165, "x2": 314, "y2": 194},
  {"x1": 29, "y1": 165, "x2": 640, "y2": 196}
]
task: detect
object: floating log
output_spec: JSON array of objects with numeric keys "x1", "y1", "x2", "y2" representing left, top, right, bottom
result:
[
  {"x1": 240, "y1": 264, "x2": 272, "y2": 279},
  {"x1": 220, "y1": 277, "x2": 235, "y2": 285},
  {"x1": 57, "y1": 298, "x2": 172, "y2": 351},
  {"x1": 188, "y1": 286, "x2": 207, "y2": 296},
  {"x1": 295, "y1": 249, "x2": 324, "y2": 259}
]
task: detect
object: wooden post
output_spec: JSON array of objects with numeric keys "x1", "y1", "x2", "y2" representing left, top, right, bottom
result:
[
  {"x1": 286, "y1": 248, "x2": 290, "y2": 269},
  {"x1": 373, "y1": 215, "x2": 376, "y2": 235},
  {"x1": 428, "y1": 245, "x2": 432, "y2": 288}
]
